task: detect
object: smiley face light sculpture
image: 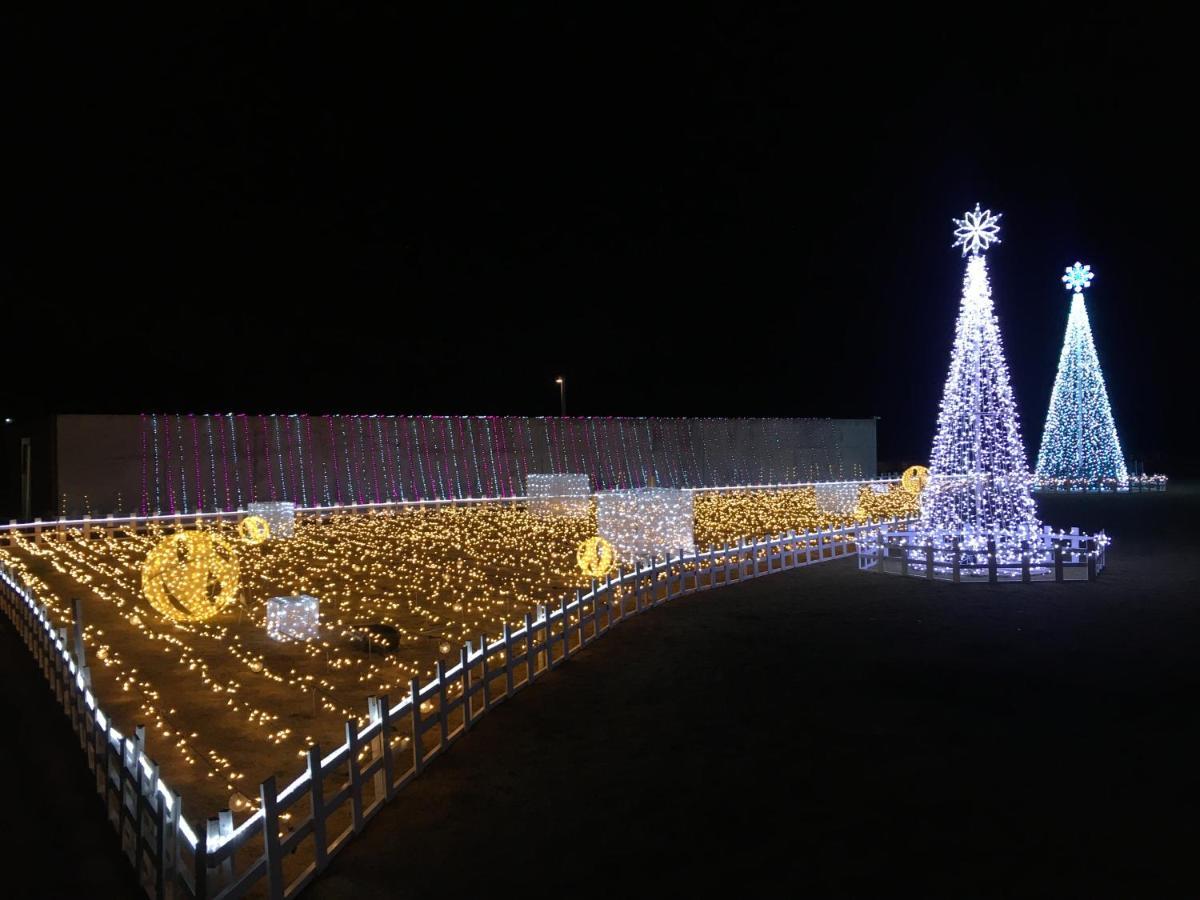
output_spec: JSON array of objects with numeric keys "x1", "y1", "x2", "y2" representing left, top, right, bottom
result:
[{"x1": 142, "y1": 531, "x2": 240, "y2": 622}]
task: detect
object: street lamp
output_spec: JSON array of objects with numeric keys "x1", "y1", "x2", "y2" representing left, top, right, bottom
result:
[{"x1": 555, "y1": 377, "x2": 565, "y2": 416}]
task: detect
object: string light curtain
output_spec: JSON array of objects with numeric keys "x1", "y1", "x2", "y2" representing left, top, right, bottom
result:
[{"x1": 136, "y1": 416, "x2": 863, "y2": 515}]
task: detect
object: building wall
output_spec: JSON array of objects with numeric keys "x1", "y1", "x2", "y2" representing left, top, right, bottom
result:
[{"x1": 50, "y1": 414, "x2": 877, "y2": 517}]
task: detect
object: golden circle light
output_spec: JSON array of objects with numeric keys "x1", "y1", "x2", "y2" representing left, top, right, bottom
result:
[
  {"x1": 238, "y1": 515, "x2": 271, "y2": 545},
  {"x1": 576, "y1": 536, "x2": 617, "y2": 578},
  {"x1": 142, "y1": 531, "x2": 241, "y2": 622},
  {"x1": 901, "y1": 465, "x2": 931, "y2": 494}
]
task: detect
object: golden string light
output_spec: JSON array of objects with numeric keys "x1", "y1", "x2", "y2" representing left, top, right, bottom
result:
[
  {"x1": 142, "y1": 532, "x2": 240, "y2": 622},
  {"x1": 0, "y1": 484, "x2": 915, "y2": 817},
  {"x1": 238, "y1": 515, "x2": 271, "y2": 545},
  {"x1": 576, "y1": 536, "x2": 617, "y2": 578}
]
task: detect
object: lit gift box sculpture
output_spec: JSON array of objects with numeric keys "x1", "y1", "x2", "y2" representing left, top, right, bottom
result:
[
  {"x1": 812, "y1": 481, "x2": 860, "y2": 517},
  {"x1": 266, "y1": 595, "x2": 320, "y2": 641},
  {"x1": 597, "y1": 487, "x2": 694, "y2": 564},
  {"x1": 247, "y1": 501, "x2": 295, "y2": 539},
  {"x1": 526, "y1": 473, "x2": 591, "y2": 518}
]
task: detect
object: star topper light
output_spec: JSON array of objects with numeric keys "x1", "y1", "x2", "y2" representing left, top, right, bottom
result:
[
  {"x1": 952, "y1": 203, "x2": 1003, "y2": 256},
  {"x1": 1062, "y1": 261, "x2": 1094, "y2": 293}
]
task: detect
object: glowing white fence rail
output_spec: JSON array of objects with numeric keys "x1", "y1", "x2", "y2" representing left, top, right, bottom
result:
[
  {"x1": 0, "y1": 565, "x2": 193, "y2": 898},
  {"x1": 856, "y1": 524, "x2": 1108, "y2": 583},
  {"x1": 195, "y1": 518, "x2": 893, "y2": 900}
]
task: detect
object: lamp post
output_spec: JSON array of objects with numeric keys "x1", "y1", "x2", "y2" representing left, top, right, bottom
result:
[{"x1": 555, "y1": 377, "x2": 565, "y2": 416}]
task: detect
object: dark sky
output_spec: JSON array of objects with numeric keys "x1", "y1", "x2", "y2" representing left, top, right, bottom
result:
[{"x1": 4, "y1": 5, "x2": 1195, "y2": 470}]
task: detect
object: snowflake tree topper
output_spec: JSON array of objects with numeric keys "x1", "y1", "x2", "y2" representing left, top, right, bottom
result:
[
  {"x1": 952, "y1": 203, "x2": 1003, "y2": 256},
  {"x1": 1062, "y1": 261, "x2": 1094, "y2": 294}
]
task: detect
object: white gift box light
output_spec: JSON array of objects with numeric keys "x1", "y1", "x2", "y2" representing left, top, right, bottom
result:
[
  {"x1": 596, "y1": 487, "x2": 694, "y2": 564},
  {"x1": 247, "y1": 501, "x2": 296, "y2": 539},
  {"x1": 266, "y1": 595, "x2": 320, "y2": 642}
]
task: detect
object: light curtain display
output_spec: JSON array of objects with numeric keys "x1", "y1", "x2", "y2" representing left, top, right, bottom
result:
[{"x1": 136, "y1": 416, "x2": 863, "y2": 515}]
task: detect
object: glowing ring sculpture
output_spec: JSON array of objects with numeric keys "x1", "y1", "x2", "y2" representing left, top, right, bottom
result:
[
  {"x1": 142, "y1": 532, "x2": 240, "y2": 622},
  {"x1": 577, "y1": 536, "x2": 617, "y2": 578},
  {"x1": 238, "y1": 515, "x2": 271, "y2": 545},
  {"x1": 901, "y1": 465, "x2": 931, "y2": 494}
]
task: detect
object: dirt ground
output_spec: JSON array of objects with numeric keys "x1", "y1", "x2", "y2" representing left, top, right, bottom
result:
[{"x1": 301, "y1": 486, "x2": 1200, "y2": 898}]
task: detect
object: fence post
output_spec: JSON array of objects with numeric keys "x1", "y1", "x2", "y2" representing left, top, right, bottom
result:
[
  {"x1": 925, "y1": 542, "x2": 934, "y2": 579},
  {"x1": 1053, "y1": 542, "x2": 1064, "y2": 582},
  {"x1": 307, "y1": 744, "x2": 328, "y2": 869},
  {"x1": 459, "y1": 644, "x2": 473, "y2": 728},
  {"x1": 987, "y1": 538, "x2": 998, "y2": 583},
  {"x1": 523, "y1": 613, "x2": 535, "y2": 682},
  {"x1": 435, "y1": 661, "x2": 449, "y2": 744},
  {"x1": 560, "y1": 595, "x2": 569, "y2": 659},
  {"x1": 259, "y1": 775, "x2": 284, "y2": 900},
  {"x1": 479, "y1": 634, "x2": 492, "y2": 710},
  {"x1": 1087, "y1": 539, "x2": 1097, "y2": 581},
  {"x1": 203, "y1": 816, "x2": 221, "y2": 894},
  {"x1": 1021, "y1": 542, "x2": 1031, "y2": 583},
  {"x1": 409, "y1": 677, "x2": 424, "y2": 776},
  {"x1": 502, "y1": 624, "x2": 514, "y2": 696},
  {"x1": 816, "y1": 529, "x2": 824, "y2": 562},
  {"x1": 217, "y1": 808, "x2": 234, "y2": 884},
  {"x1": 633, "y1": 561, "x2": 642, "y2": 612},
  {"x1": 345, "y1": 719, "x2": 364, "y2": 832},
  {"x1": 368, "y1": 695, "x2": 393, "y2": 801}
]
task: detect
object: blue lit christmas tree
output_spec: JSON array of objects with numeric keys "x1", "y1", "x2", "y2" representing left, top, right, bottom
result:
[
  {"x1": 919, "y1": 204, "x2": 1042, "y2": 557},
  {"x1": 1034, "y1": 262, "x2": 1128, "y2": 490}
]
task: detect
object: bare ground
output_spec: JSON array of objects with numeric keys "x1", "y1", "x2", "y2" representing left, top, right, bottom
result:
[{"x1": 303, "y1": 486, "x2": 1200, "y2": 898}]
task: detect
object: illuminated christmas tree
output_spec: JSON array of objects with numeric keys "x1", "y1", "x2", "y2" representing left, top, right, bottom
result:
[
  {"x1": 1034, "y1": 262, "x2": 1128, "y2": 489},
  {"x1": 919, "y1": 204, "x2": 1041, "y2": 553}
]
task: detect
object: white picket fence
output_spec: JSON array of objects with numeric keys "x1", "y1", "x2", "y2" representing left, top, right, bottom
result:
[
  {"x1": 856, "y1": 523, "x2": 1108, "y2": 582},
  {"x1": 0, "y1": 513, "x2": 897, "y2": 899}
]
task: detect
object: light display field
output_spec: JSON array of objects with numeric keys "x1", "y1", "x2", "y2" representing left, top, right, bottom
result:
[{"x1": 0, "y1": 485, "x2": 916, "y2": 816}]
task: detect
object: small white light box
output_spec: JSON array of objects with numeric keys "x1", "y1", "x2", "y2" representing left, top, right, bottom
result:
[
  {"x1": 813, "y1": 481, "x2": 860, "y2": 517},
  {"x1": 525, "y1": 473, "x2": 591, "y2": 518},
  {"x1": 248, "y1": 501, "x2": 296, "y2": 539},
  {"x1": 596, "y1": 487, "x2": 694, "y2": 564},
  {"x1": 266, "y1": 595, "x2": 320, "y2": 642}
]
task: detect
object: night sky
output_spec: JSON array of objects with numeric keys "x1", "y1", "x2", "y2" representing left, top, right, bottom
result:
[{"x1": 5, "y1": 5, "x2": 1195, "y2": 471}]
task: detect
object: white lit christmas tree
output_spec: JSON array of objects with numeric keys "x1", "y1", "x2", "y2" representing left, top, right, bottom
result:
[
  {"x1": 919, "y1": 204, "x2": 1042, "y2": 558},
  {"x1": 1034, "y1": 262, "x2": 1128, "y2": 490}
]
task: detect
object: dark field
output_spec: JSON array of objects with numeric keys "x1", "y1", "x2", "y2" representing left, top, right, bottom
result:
[
  {"x1": 306, "y1": 486, "x2": 1200, "y2": 898},
  {"x1": 3, "y1": 487, "x2": 1197, "y2": 898}
]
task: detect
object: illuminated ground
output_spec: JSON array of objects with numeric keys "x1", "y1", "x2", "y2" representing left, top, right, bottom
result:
[
  {"x1": 0, "y1": 486, "x2": 914, "y2": 820},
  {"x1": 303, "y1": 487, "x2": 1200, "y2": 898}
]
